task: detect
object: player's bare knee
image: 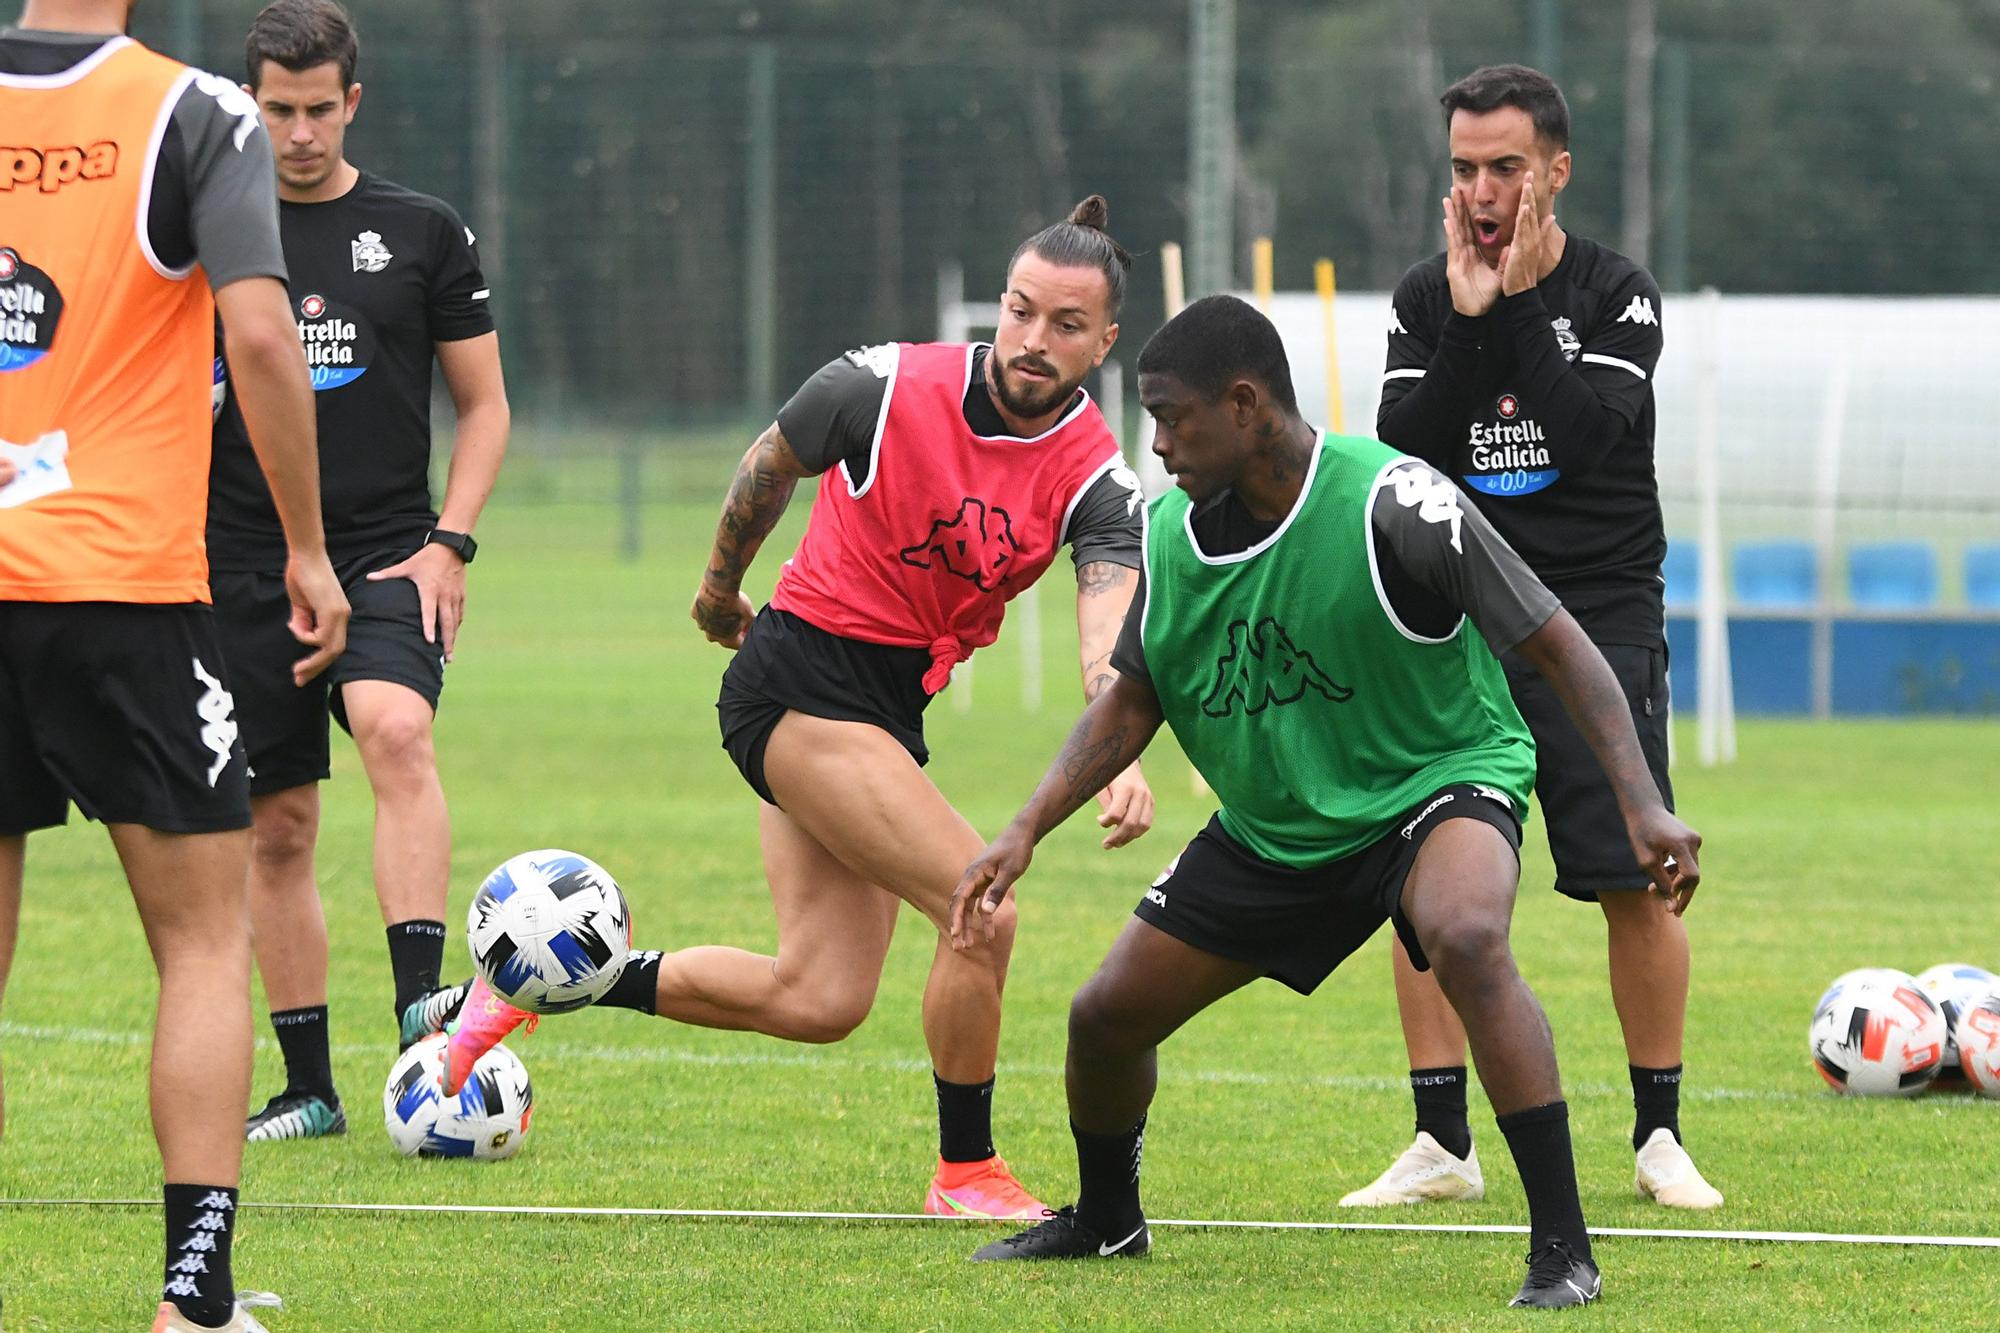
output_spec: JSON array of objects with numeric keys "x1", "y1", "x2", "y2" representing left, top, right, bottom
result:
[
  {"x1": 1068, "y1": 976, "x2": 1146, "y2": 1058},
  {"x1": 781, "y1": 989, "x2": 872, "y2": 1044},
  {"x1": 1423, "y1": 915, "x2": 1515, "y2": 993},
  {"x1": 355, "y1": 706, "x2": 438, "y2": 785},
  {"x1": 250, "y1": 790, "x2": 318, "y2": 869}
]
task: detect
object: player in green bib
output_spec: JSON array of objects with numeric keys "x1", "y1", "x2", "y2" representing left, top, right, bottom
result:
[{"x1": 949, "y1": 297, "x2": 1700, "y2": 1310}]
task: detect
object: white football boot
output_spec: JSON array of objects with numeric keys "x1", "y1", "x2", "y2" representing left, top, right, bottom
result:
[
  {"x1": 1634, "y1": 1127, "x2": 1725, "y2": 1209},
  {"x1": 1338, "y1": 1131, "x2": 1484, "y2": 1206}
]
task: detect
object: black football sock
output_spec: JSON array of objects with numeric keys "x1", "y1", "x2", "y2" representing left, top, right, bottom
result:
[
  {"x1": 934, "y1": 1074, "x2": 996, "y2": 1164},
  {"x1": 1631, "y1": 1063, "x2": 1683, "y2": 1150},
  {"x1": 1072, "y1": 1116, "x2": 1146, "y2": 1237},
  {"x1": 595, "y1": 950, "x2": 663, "y2": 1014},
  {"x1": 270, "y1": 1005, "x2": 333, "y2": 1099},
  {"x1": 163, "y1": 1183, "x2": 238, "y2": 1327},
  {"x1": 385, "y1": 919, "x2": 446, "y2": 1020},
  {"x1": 1411, "y1": 1065, "x2": 1472, "y2": 1159},
  {"x1": 1495, "y1": 1101, "x2": 1593, "y2": 1266}
]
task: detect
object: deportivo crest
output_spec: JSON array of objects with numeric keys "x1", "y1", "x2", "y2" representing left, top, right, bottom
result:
[
  {"x1": 899, "y1": 497, "x2": 1019, "y2": 591},
  {"x1": 1550, "y1": 316, "x2": 1580, "y2": 361},
  {"x1": 351, "y1": 229, "x2": 392, "y2": 273},
  {"x1": 1201, "y1": 618, "x2": 1353, "y2": 718},
  {"x1": 1496, "y1": 393, "x2": 1519, "y2": 419}
]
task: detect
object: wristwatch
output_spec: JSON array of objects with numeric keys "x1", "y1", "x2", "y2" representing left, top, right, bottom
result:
[{"x1": 425, "y1": 528, "x2": 478, "y2": 564}]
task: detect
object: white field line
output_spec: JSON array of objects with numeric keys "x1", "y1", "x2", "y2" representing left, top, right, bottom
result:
[
  {"x1": 0, "y1": 1197, "x2": 1995, "y2": 1248},
  {"x1": 0, "y1": 1019, "x2": 1910, "y2": 1108}
]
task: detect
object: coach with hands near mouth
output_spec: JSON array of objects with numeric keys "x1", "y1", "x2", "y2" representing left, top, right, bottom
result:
[{"x1": 1343, "y1": 63, "x2": 1723, "y2": 1216}]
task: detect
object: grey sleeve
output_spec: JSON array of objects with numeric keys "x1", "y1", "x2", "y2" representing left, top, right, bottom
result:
[
  {"x1": 773, "y1": 349, "x2": 896, "y2": 476},
  {"x1": 1370, "y1": 460, "x2": 1560, "y2": 654},
  {"x1": 173, "y1": 73, "x2": 285, "y2": 289},
  {"x1": 1066, "y1": 465, "x2": 1145, "y2": 569},
  {"x1": 1107, "y1": 566, "x2": 1151, "y2": 682}
]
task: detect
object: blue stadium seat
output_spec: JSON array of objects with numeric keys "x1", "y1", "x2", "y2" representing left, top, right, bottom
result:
[
  {"x1": 1846, "y1": 542, "x2": 1938, "y2": 610},
  {"x1": 1967, "y1": 545, "x2": 2000, "y2": 610},
  {"x1": 1731, "y1": 540, "x2": 1817, "y2": 609},
  {"x1": 1663, "y1": 539, "x2": 1699, "y2": 608}
]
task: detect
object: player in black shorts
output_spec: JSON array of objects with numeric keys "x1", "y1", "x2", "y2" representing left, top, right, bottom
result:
[
  {"x1": 2, "y1": 8, "x2": 348, "y2": 1327},
  {"x1": 210, "y1": 1, "x2": 510, "y2": 1142},
  {"x1": 451, "y1": 199, "x2": 1155, "y2": 1220},
  {"x1": 951, "y1": 297, "x2": 1700, "y2": 1307},
  {"x1": 1344, "y1": 63, "x2": 1721, "y2": 1212}
]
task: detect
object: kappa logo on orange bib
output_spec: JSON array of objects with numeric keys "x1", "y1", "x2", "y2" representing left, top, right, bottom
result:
[{"x1": 1, "y1": 141, "x2": 118, "y2": 193}]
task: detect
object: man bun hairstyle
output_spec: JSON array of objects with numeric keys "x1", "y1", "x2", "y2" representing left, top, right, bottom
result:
[
  {"x1": 246, "y1": 0, "x2": 360, "y2": 91},
  {"x1": 1008, "y1": 194, "x2": 1133, "y2": 316},
  {"x1": 1440, "y1": 63, "x2": 1569, "y2": 152},
  {"x1": 1137, "y1": 294, "x2": 1298, "y2": 415}
]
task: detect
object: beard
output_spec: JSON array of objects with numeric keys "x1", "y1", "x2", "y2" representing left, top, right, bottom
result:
[{"x1": 989, "y1": 354, "x2": 1084, "y2": 423}]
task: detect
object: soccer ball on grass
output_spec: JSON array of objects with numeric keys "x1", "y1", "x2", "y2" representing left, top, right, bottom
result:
[
  {"x1": 382, "y1": 1033, "x2": 533, "y2": 1159},
  {"x1": 1808, "y1": 968, "x2": 1946, "y2": 1097}
]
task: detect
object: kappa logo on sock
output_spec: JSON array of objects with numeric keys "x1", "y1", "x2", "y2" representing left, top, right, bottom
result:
[
  {"x1": 167, "y1": 1254, "x2": 209, "y2": 1275},
  {"x1": 179, "y1": 1233, "x2": 218, "y2": 1253},
  {"x1": 164, "y1": 1275, "x2": 201, "y2": 1298},
  {"x1": 189, "y1": 1210, "x2": 230, "y2": 1232}
]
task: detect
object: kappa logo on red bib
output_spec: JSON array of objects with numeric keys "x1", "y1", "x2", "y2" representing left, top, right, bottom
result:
[{"x1": 899, "y1": 497, "x2": 1020, "y2": 592}]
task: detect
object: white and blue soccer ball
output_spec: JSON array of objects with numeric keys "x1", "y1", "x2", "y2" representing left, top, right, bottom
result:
[
  {"x1": 467, "y1": 849, "x2": 632, "y2": 1014},
  {"x1": 382, "y1": 1033, "x2": 533, "y2": 1160},
  {"x1": 1915, "y1": 963, "x2": 1998, "y2": 1080},
  {"x1": 1809, "y1": 968, "x2": 1947, "y2": 1097}
]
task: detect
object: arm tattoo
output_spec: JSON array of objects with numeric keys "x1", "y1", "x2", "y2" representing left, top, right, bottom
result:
[
  {"x1": 1075, "y1": 561, "x2": 1130, "y2": 597},
  {"x1": 1059, "y1": 724, "x2": 1131, "y2": 800},
  {"x1": 1083, "y1": 671, "x2": 1116, "y2": 701},
  {"x1": 709, "y1": 424, "x2": 801, "y2": 585}
]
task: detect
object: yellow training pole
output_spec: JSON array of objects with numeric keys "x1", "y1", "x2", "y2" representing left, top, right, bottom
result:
[
  {"x1": 1252, "y1": 237, "x2": 1274, "y2": 314},
  {"x1": 1316, "y1": 258, "x2": 1346, "y2": 433}
]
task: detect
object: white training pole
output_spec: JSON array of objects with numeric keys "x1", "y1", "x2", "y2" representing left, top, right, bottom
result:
[
  {"x1": 1809, "y1": 338, "x2": 1850, "y2": 722},
  {"x1": 1694, "y1": 287, "x2": 1736, "y2": 765}
]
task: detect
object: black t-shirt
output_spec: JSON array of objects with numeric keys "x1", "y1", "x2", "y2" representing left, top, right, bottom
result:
[
  {"x1": 208, "y1": 172, "x2": 494, "y2": 570},
  {"x1": 774, "y1": 344, "x2": 1144, "y2": 570},
  {"x1": 1111, "y1": 457, "x2": 1559, "y2": 683},
  {"x1": 1377, "y1": 234, "x2": 1666, "y2": 648}
]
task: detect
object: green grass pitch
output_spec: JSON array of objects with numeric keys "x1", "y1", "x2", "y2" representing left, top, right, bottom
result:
[{"x1": 1, "y1": 484, "x2": 1996, "y2": 1329}]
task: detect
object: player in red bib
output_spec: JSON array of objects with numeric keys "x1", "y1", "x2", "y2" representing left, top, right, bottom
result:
[{"x1": 443, "y1": 197, "x2": 1155, "y2": 1217}]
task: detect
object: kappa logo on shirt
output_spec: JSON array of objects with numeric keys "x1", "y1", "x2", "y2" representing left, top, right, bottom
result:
[
  {"x1": 1616, "y1": 295, "x2": 1658, "y2": 326},
  {"x1": 1201, "y1": 618, "x2": 1352, "y2": 718},
  {"x1": 899, "y1": 497, "x2": 1020, "y2": 591},
  {"x1": 352, "y1": 230, "x2": 393, "y2": 273}
]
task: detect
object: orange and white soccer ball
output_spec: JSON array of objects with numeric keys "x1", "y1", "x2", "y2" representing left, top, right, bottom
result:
[
  {"x1": 1809, "y1": 968, "x2": 1947, "y2": 1097},
  {"x1": 1955, "y1": 993, "x2": 2000, "y2": 1099}
]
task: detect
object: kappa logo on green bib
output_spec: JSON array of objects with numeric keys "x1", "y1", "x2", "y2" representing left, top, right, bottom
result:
[{"x1": 1200, "y1": 617, "x2": 1353, "y2": 717}]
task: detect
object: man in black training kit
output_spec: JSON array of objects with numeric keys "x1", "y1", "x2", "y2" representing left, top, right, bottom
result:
[
  {"x1": 211, "y1": 0, "x2": 510, "y2": 1141},
  {"x1": 1343, "y1": 63, "x2": 1722, "y2": 1213},
  {"x1": 951, "y1": 297, "x2": 1701, "y2": 1308}
]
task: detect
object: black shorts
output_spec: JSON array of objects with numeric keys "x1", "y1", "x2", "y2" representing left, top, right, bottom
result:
[
  {"x1": 1502, "y1": 643, "x2": 1674, "y2": 901},
  {"x1": 1133, "y1": 783, "x2": 1523, "y2": 995},
  {"x1": 211, "y1": 547, "x2": 445, "y2": 797},
  {"x1": 0, "y1": 601, "x2": 252, "y2": 836},
  {"x1": 716, "y1": 607, "x2": 933, "y2": 806}
]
